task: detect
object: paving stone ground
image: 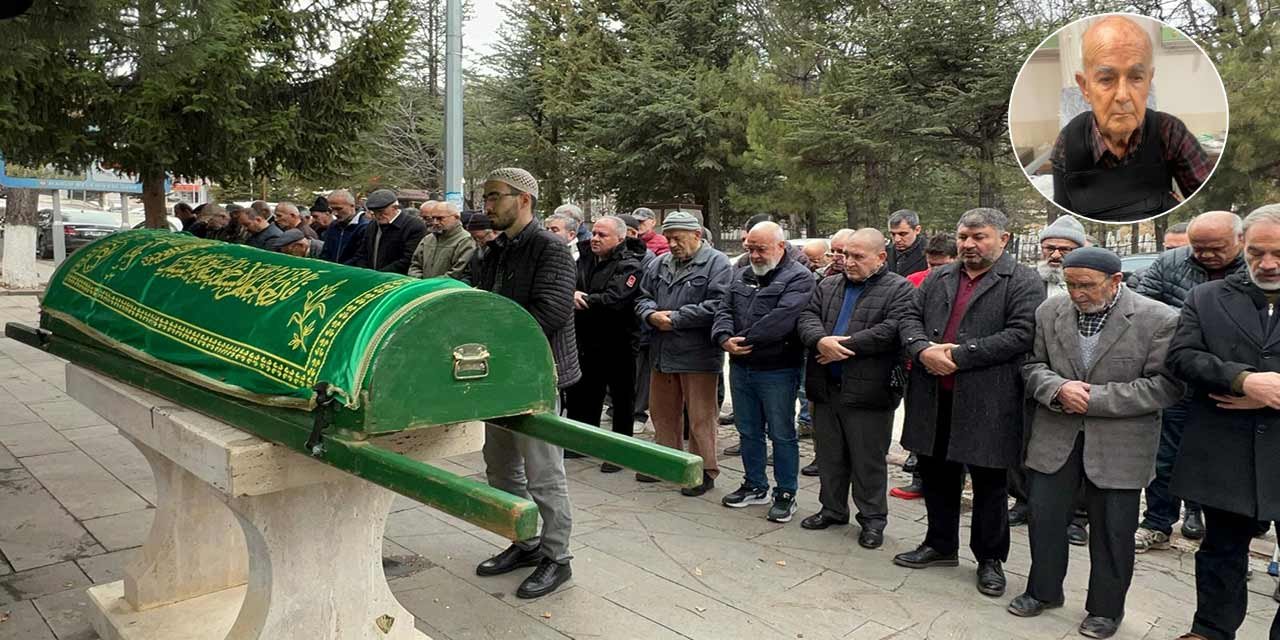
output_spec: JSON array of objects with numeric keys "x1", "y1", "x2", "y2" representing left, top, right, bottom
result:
[{"x1": 1, "y1": 293, "x2": 1278, "y2": 639}]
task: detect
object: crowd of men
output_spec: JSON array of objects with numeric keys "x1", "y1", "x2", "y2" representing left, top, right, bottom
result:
[{"x1": 168, "y1": 171, "x2": 1276, "y2": 640}]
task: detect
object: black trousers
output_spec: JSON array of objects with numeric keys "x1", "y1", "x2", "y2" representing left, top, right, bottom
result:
[
  {"x1": 634, "y1": 346, "x2": 651, "y2": 419},
  {"x1": 918, "y1": 392, "x2": 1010, "y2": 561},
  {"x1": 566, "y1": 347, "x2": 635, "y2": 437},
  {"x1": 1191, "y1": 506, "x2": 1280, "y2": 640},
  {"x1": 1010, "y1": 424, "x2": 1088, "y2": 528},
  {"x1": 813, "y1": 402, "x2": 893, "y2": 529},
  {"x1": 1027, "y1": 432, "x2": 1138, "y2": 619}
]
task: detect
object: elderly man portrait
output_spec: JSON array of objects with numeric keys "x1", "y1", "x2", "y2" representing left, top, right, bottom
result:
[
  {"x1": 711, "y1": 221, "x2": 814, "y2": 522},
  {"x1": 796, "y1": 228, "x2": 914, "y2": 547},
  {"x1": 274, "y1": 201, "x2": 318, "y2": 240},
  {"x1": 469, "y1": 168, "x2": 579, "y2": 599},
  {"x1": 635, "y1": 211, "x2": 732, "y2": 496},
  {"x1": 546, "y1": 211, "x2": 581, "y2": 261},
  {"x1": 351, "y1": 189, "x2": 426, "y2": 274},
  {"x1": 319, "y1": 189, "x2": 369, "y2": 265},
  {"x1": 887, "y1": 210, "x2": 927, "y2": 276},
  {"x1": 1164, "y1": 204, "x2": 1280, "y2": 640},
  {"x1": 564, "y1": 215, "x2": 647, "y2": 472},
  {"x1": 823, "y1": 228, "x2": 856, "y2": 277},
  {"x1": 408, "y1": 201, "x2": 475, "y2": 280},
  {"x1": 1132, "y1": 211, "x2": 1246, "y2": 550},
  {"x1": 1164, "y1": 221, "x2": 1190, "y2": 249},
  {"x1": 1050, "y1": 15, "x2": 1211, "y2": 222},
  {"x1": 1008, "y1": 247, "x2": 1181, "y2": 639},
  {"x1": 893, "y1": 208, "x2": 1044, "y2": 598},
  {"x1": 1009, "y1": 214, "x2": 1091, "y2": 544}
]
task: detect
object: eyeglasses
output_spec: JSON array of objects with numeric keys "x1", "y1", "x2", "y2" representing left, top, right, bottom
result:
[
  {"x1": 1042, "y1": 245, "x2": 1076, "y2": 256},
  {"x1": 426, "y1": 215, "x2": 455, "y2": 222},
  {"x1": 483, "y1": 192, "x2": 520, "y2": 203}
]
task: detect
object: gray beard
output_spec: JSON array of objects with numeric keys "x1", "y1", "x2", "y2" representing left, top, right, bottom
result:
[
  {"x1": 1250, "y1": 269, "x2": 1280, "y2": 291},
  {"x1": 1037, "y1": 261, "x2": 1065, "y2": 285}
]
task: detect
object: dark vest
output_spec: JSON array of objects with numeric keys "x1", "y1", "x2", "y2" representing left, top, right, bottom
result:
[{"x1": 1061, "y1": 110, "x2": 1177, "y2": 221}]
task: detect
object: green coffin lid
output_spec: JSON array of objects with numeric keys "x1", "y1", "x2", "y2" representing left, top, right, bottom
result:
[{"x1": 41, "y1": 230, "x2": 556, "y2": 422}]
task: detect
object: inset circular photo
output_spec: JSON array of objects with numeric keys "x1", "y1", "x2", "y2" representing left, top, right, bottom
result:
[{"x1": 1009, "y1": 13, "x2": 1228, "y2": 224}]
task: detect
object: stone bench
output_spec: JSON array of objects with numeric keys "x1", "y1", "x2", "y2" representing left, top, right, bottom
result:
[{"x1": 65, "y1": 364, "x2": 483, "y2": 640}]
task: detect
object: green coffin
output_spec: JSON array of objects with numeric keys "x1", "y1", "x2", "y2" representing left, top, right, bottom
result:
[{"x1": 41, "y1": 229, "x2": 557, "y2": 433}]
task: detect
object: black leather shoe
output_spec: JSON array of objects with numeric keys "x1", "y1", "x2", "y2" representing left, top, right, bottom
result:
[
  {"x1": 1006, "y1": 592, "x2": 1063, "y2": 618},
  {"x1": 1008, "y1": 503, "x2": 1030, "y2": 527},
  {"x1": 800, "y1": 513, "x2": 848, "y2": 530},
  {"x1": 1181, "y1": 509, "x2": 1205, "y2": 540},
  {"x1": 902, "y1": 453, "x2": 918, "y2": 473},
  {"x1": 1078, "y1": 614, "x2": 1121, "y2": 638},
  {"x1": 563, "y1": 450, "x2": 586, "y2": 459},
  {"x1": 1067, "y1": 522, "x2": 1089, "y2": 546},
  {"x1": 476, "y1": 544, "x2": 542, "y2": 577},
  {"x1": 516, "y1": 559, "x2": 572, "y2": 599},
  {"x1": 858, "y1": 526, "x2": 884, "y2": 549},
  {"x1": 600, "y1": 462, "x2": 622, "y2": 473},
  {"x1": 976, "y1": 559, "x2": 1006, "y2": 597},
  {"x1": 680, "y1": 472, "x2": 714, "y2": 496},
  {"x1": 635, "y1": 473, "x2": 660, "y2": 483},
  {"x1": 892, "y1": 545, "x2": 959, "y2": 569},
  {"x1": 718, "y1": 412, "x2": 735, "y2": 425},
  {"x1": 801, "y1": 460, "x2": 820, "y2": 477}
]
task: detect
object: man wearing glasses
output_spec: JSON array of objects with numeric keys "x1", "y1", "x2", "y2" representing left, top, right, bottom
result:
[
  {"x1": 408, "y1": 200, "x2": 475, "y2": 280},
  {"x1": 469, "y1": 168, "x2": 579, "y2": 600},
  {"x1": 351, "y1": 188, "x2": 427, "y2": 274},
  {"x1": 1009, "y1": 214, "x2": 1090, "y2": 538}
]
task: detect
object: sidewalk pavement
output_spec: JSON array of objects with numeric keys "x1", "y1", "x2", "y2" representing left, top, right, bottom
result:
[{"x1": 0, "y1": 293, "x2": 1277, "y2": 639}]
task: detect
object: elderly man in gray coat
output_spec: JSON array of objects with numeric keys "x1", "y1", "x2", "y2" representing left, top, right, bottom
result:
[{"x1": 1008, "y1": 247, "x2": 1182, "y2": 639}]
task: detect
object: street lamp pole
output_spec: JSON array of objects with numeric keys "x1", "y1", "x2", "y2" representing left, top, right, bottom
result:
[{"x1": 444, "y1": 0, "x2": 464, "y2": 210}]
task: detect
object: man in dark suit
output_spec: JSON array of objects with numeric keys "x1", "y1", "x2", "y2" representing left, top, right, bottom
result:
[
  {"x1": 892, "y1": 208, "x2": 1044, "y2": 598},
  {"x1": 1166, "y1": 204, "x2": 1280, "y2": 640},
  {"x1": 1009, "y1": 247, "x2": 1182, "y2": 639},
  {"x1": 352, "y1": 189, "x2": 427, "y2": 274}
]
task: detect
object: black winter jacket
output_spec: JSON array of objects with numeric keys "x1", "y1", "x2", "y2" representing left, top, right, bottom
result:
[
  {"x1": 472, "y1": 219, "x2": 582, "y2": 389},
  {"x1": 574, "y1": 237, "x2": 646, "y2": 351},
  {"x1": 712, "y1": 256, "x2": 814, "y2": 370},
  {"x1": 887, "y1": 236, "x2": 927, "y2": 276},
  {"x1": 353, "y1": 212, "x2": 427, "y2": 274},
  {"x1": 1167, "y1": 271, "x2": 1280, "y2": 519},
  {"x1": 797, "y1": 268, "x2": 915, "y2": 409},
  {"x1": 1135, "y1": 244, "x2": 1245, "y2": 309}
]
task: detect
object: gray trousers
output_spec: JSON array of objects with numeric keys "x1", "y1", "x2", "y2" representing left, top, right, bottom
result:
[
  {"x1": 813, "y1": 403, "x2": 893, "y2": 529},
  {"x1": 482, "y1": 423, "x2": 574, "y2": 562}
]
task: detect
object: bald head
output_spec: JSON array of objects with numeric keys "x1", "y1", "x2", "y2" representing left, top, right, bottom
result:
[
  {"x1": 1076, "y1": 15, "x2": 1155, "y2": 152},
  {"x1": 842, "y1": 228, "x2": 888, "y2": 282},
  {"x1": 1081, "y1": 15, "x2": 1153, "y2": 71},
  {"x1": 743, "y1": 221, "x2": 786, "y2": 275},
  {"x1": 803, "y1": 238, "x2": 829, "y2": 270},
  {"x1": 1188, "y1": 211, "x2": 1243, "y2": 270}
]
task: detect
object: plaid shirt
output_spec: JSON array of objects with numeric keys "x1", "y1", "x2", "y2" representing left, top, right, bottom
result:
[
  {"x1": 1076, "y1": 286, "x2": 1123, "y2": 337},
  {"x1": 1051, "y1": 111, "x2": 1211, "y2": 197}
]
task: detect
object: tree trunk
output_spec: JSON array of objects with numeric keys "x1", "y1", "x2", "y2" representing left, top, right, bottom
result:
[
  {"x1": 977, "y1": 141, "x2": 997, "y2": 208},
  {"x1": 142, "y1": 172, "x2": 168, "y2": 228},
  {"x1": 1153, "y1": 214, "x2": 1167, "y2": 251},
  {"x1": 806, "y1": 208, "x2": 819, "y2": 237},
  {"x1": 860, "y1": 159, "x2": 882, "y2": 229},
  {"x1": 1, "y1": 188, "x2": 41, "y2": 289},
  {"x1": 706, "y1": 176, "x2": 721, "y2": 247},
  {"x1": 840, "y1": 168, "x2": 858, "y2": 229},
  {"x1": 1130, "y1": 223, "x2": 1140, "y2": 254}
]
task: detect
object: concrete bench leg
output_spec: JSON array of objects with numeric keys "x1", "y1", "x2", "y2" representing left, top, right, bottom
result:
[
  {"x1": 224, "y1": 475, "x2": 422, "y2": 640},
  {"x1": 126, "y1": 437, "x2": 249, "y2": 609}
]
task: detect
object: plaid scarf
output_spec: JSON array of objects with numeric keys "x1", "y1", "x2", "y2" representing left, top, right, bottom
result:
[{"x1": 1077, "y1": 286, "x2": 1122, "y2": 337}]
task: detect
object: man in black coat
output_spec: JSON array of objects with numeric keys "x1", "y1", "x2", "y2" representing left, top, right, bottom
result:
[
  {"x1": 1165, "y1": 204, "x2": 1280, "y2": 640},
  {"x1": 470, "y1": 168, "x2": 578, "y2": 600},
  {"x1": 886, "y1": 209, "x2": 927, "y2": 276},
  {"x1": 796, "y1": 228, "x2": 915, "y2": 548},
  {"x1": 892, "y1": 208, "x2": 1045, "y2": 598},
  {"x1": 565, "y1": 216, "x2": 646, "y2": 472},
  {"x1": 351, "y1": 189, "x2": 427, "y2": 274}
]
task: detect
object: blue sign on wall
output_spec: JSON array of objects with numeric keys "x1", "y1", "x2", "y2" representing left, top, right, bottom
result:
[{"x1": 0, "y1": 156, "x2": 163, "y2": 193}]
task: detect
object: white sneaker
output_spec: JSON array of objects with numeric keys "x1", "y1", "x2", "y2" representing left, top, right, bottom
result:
[{"x1": 1134, "y1": 527, "x2": 1170, "y2": 553}]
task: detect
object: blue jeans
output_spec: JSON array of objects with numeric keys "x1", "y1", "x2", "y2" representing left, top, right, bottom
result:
[
  {"x1": 730, "y1": 364, "x2": 801, "y2": 495},
  {"x1": 1141, "y1": 400, "x2": 1198, "y2": 534}
]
